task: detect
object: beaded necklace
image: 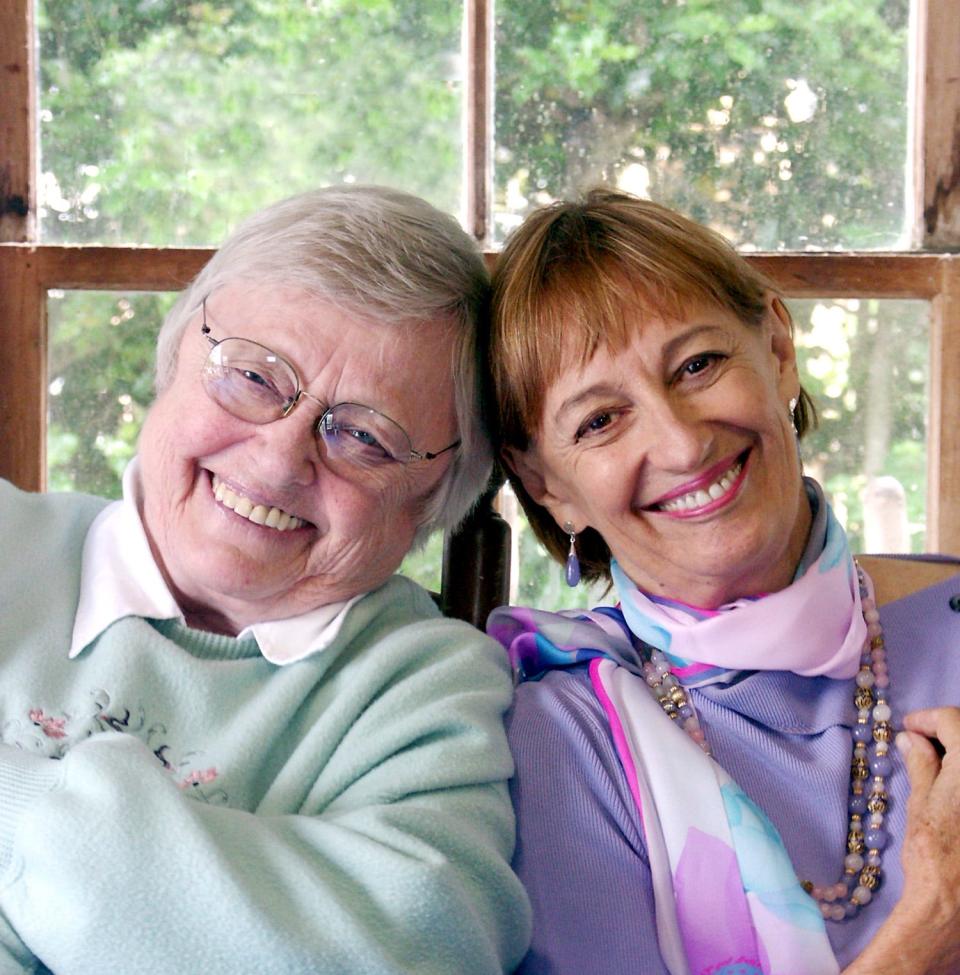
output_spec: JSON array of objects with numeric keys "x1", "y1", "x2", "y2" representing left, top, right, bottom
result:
[{"x1": 640, "y1": 562, "x2": 891, "y2": 923}]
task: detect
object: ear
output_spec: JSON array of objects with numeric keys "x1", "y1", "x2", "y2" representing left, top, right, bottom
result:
[
  {"x1": 766, "y1": 294, "x2": 801, "y2": 403},
  {"x1": 501, "y1": 445, "x2": 587, "y2": 532},
  {"x1": 501, "y1": 445, "x2": 549, "y2": 504}
]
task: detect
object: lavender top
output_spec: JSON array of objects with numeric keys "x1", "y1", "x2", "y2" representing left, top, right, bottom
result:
[{"x1": 507, "y1": 567, "x2": 960, "y2": 974}]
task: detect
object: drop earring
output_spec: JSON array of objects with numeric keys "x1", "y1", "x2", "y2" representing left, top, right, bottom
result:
[
  {"x1": 788, "y1": 396, "x2": 798, "y2": 428},
  {"x1": 564, "y1": 522, "x2": 580, "y2": 587}
]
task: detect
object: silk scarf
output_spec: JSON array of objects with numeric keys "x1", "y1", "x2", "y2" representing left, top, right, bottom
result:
[{"x1": 488, "y1": 480, "x2": 866, "y2": 975}]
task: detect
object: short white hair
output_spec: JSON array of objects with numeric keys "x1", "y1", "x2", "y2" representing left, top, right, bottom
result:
[{"x1": 154, "y1": 185, "x2": 493, "y2": 540}]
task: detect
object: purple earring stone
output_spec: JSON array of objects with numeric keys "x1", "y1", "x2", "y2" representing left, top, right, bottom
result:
[{"x1": 564, "y1": 522, "x2": 580, "y2": 587}]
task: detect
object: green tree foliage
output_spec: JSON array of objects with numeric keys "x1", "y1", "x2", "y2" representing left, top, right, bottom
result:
[
  {"x1": 495, "y1": 0, "x2": 909, "y2": 249},
  {"x1": 39, "y1": 0, "x2": 463, "y2": 244}
]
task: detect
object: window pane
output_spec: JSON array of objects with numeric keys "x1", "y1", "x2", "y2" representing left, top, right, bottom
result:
[
  {"x1": 48, "y1": 291, "x2": 170, "y2": 497},
  {"x1": 495, "y1": 0, "x2": 910, "y2": 250},
  {"x1": 37, "y1": 1, "x2": 464, "y2": 245},
  {"x1": 506, "y1": 297, "x2": 930, "y2": 612},
  {"x1": 793, "y1": 297, "x2": 929, "y2": 554}
]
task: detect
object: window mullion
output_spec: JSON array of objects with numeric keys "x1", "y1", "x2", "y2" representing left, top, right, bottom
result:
[
  {"x1": 463, "y1": 0, "x2": 493, "y2": 245},
  {"x1": 911, "y1": 0, "x2": 960, "y2": 248},
  {"x1": 0, "y1": 0, "x2": 36, "y2": 242}
]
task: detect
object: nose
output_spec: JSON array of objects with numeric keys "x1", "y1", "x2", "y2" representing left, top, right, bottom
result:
[
  {"x1": 252, "y1": 399, "x2": 325, "y2": 487},
  {"x1": 640, "y1": 396, "x2": 711, "y2": 473}
]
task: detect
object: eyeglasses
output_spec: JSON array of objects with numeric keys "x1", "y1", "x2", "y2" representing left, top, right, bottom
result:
[{"x1": 198, "y1": 300, "x2": 460, "y2": 471}]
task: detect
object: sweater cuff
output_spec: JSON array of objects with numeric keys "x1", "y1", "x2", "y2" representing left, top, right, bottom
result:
[{"x1": 0, "y1": 747, "x2": 64, "y2": 879}]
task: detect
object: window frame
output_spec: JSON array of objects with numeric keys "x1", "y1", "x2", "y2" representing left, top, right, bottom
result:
[{"x1": 1, "y1": 0, "x2": 959, "y2": 552}]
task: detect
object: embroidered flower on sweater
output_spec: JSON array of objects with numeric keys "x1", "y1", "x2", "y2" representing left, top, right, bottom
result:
[
  {"x1": 29, "y1": 709, "x2": 67, "y2": 739},
  {"x1": 11, "y1": 690, "x2": 229, "y2": 804}
]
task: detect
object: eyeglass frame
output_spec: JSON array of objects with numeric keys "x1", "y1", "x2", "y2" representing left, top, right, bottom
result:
[{"x1": 198, "y1": 298, "x2": 461, "y2": 466}]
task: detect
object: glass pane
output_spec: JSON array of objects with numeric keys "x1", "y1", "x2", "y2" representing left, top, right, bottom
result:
[
  {"x1": 495, "y1": 0, "x2": 910, "y2": 250},
  {"x1": 793, "y1": 297, "x2": 929, "y2": 554},
  {"x1": 506, "y1": 297, "x2": 930, "y2": 612},
  {"x1": 46, "y1": 289, "x2": 442, "y2": 588},
  {"x1": 48, "y1": 291, "x2": 171, "y2": 497},
  {"x1": 37, "y1": 1, "x2": 464, "y2": 245}
]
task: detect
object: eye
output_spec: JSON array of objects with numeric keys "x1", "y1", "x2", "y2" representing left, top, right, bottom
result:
[
  {"x1": 345, "y1": 426, "x2": 384, "y2": 449},
  {"x1": 575, "y1": 409, "x2": 618, "y2": 443},
  {"x1": 240, "y1": 369, "x2": 273, "y2": 389},
  {"x1": 322, "y1": 419, "x2": 394, "y2": 465},
  {"x1": 229, "y1": 366, "x2": 288, "y2": 406},
  {"x1": 677, "y1": 352, "x2": 724, "y2": 380}
]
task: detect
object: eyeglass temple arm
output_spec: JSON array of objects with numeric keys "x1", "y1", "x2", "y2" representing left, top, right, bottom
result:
[{"x1": 416, "y1": 439, "x2": 462, "y2": 462}]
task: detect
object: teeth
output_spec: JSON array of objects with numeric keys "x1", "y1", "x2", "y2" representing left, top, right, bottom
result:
[
  {"x1": 659, "y1": 462, "x2": 742, "y2": 513},
  {"x1": 212, "y1": 475, "x2": 304, "y2": 531}
]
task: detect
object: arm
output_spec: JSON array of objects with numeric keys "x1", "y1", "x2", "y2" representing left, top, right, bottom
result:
[
  {"x1": 0, "y1": 626, "x2": 530, "y2": 975},
  {"x1": 843, "y1": 707, "x2": 960, "y2": 975},
  {"x1": 508, "y1": 670, "x2": 670, "y2": 975}
]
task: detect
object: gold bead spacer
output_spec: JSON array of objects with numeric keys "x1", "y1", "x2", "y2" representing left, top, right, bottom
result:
[
  {"x1": 847, "y1": 830, "x2": 865, "y2": 854},
  {"x1": 873, "y1": 722, "x2": 892, "y2": 743},
  {"x1": 859, "y1": 866, "x2": 881, "y2": 890},
  {"x1": 867, "y1": 794, "x2": 888, "y2": 814}
]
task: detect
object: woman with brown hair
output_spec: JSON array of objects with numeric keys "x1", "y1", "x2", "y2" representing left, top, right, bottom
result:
[{"x1": 485, "y1": 188, "x2": 960, "y2": 975}]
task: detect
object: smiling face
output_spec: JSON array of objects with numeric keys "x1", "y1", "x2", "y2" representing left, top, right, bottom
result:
[
  {"x1": 138, "y1": 282, "x2": 459, "y2": 634},
  {"x1": 507, "y1": 297, "x2": 811, "y2": 608}
]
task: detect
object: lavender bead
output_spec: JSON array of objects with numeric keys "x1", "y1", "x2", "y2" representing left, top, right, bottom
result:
[
  {"x1": 853, "y1": 724, "x2": 873, "y2": 743},
  {"x1": 870, "y1": 755, "x2": 893, "y2": 777},
  {"x1": 865, "y1": 828, "x2": 888, "y2": 850},
  {"x1": 849, "y1": 795, "x2": 868, "y2": 815}
]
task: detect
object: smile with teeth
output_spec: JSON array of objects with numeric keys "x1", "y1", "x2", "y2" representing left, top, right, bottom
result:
[
  {"x1": 212, "y1": 475, "x2": 305, "y2": 531},
  {"x1": 655, "y1": 460, "x2": 743, "y2": 513}
]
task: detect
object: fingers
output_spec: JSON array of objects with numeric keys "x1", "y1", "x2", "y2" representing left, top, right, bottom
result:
[
  {"x1": 896, "y1": 730, "x2": 941, "y2": 800},
  {"x1": 902, "y1": 706, "x2": 960, "y2": 753}
]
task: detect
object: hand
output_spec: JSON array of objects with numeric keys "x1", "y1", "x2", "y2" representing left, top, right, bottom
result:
[{"x1": 844, "y1": 707, "x2": 960, "y2": 975}]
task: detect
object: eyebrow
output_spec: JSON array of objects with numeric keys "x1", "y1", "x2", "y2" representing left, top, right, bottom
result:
[{"x1": 551, "y1": 322, "x2": 731, "y2": 425}]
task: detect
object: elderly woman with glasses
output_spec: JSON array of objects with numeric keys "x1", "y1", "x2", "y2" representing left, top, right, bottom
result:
[{"x1": 0, "y1": 185, "x2": 530, "y2": 974}]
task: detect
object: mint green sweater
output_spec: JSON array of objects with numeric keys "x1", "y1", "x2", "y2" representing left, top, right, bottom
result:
[{"x1": 0, "y1": 480, "x2": 530, "y2": 974}]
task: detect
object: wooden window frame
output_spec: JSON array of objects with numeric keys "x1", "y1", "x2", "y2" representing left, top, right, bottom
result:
[{"x1": 2, "y1": 0, "x2": 959, "y2": 552}]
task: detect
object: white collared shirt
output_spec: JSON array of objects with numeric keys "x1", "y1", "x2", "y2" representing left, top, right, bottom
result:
[{"x1": 70, "y1": 459, "x2": 362, "y2": 664}]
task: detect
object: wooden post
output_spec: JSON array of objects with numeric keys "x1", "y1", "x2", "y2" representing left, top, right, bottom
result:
[
  {"x1": 927, "y1": 257, "x2": 960, "y2": 554},
  {"x1": 0, "y1": 246, "x2": 45, "y2": 490},
  {"x1": 912, "y1": 0, "x2": 960, "y2": 553},
  {"x1": 463, "y1": 0, "x2": 493, "y2": 244},
  {"x1": 0, "y1": 0, "x2": 35, "y2": 242},
  {"x1": 912, "y1": 0, "x2": 960, "y2": 247}
]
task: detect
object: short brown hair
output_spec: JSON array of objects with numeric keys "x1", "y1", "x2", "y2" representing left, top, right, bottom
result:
[{"x1": 485, "y1": 188, "x2": 815, "y2": 584}]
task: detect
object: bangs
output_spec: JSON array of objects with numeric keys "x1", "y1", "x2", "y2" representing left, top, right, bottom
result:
[
  {"x1": 489, "y1": 191, "x2": 774, "y2": 450},
  {"x1": 493, "y1": 248, "x2": 728, "y2": 448}
]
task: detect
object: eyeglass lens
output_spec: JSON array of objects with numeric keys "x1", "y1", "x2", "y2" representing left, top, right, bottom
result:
[{"x1": 202, "y1": 337, "x2": 414, "y2": 468}]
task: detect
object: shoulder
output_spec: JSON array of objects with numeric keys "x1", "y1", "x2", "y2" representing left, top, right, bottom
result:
[
  {"x1": 510, "y1": 666, "x2": 611, "y2": 741},
  {"x1": 0, "y1": 480, "x2": 108, "y2": 567},
  {"x1": 864, "y1": 557, "x2": 960, "y2": 710},
  {"x1": 857, "y1": 554, "x2": 960, "y2": 608},
  {"x1": 353, "y1": 575, "x2": 507, "y2": 659},
  {"x1": 0, "y1": 480, "x2": 107, "y2": 543},
  {"x1": 333, "y1": 574, "x2": 514, "y2": 705}
]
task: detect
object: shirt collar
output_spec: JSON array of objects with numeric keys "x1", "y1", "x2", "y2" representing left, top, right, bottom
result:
[{"x1": 70, "y1": 458, "x2": 360, "y2": 664}]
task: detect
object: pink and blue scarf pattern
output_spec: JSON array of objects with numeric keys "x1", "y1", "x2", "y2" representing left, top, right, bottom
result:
[{"x1": 488, "y1": 480, "x2": 864, "y2": 975}]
